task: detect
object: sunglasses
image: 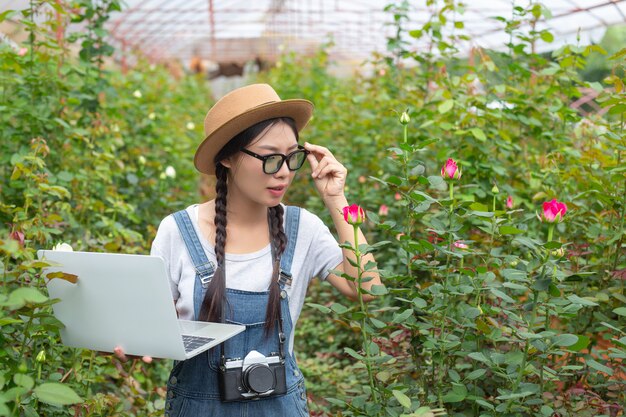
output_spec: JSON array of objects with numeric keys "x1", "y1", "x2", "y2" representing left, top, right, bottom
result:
[{"x1": 240, "y1": 145, "x2": 310, "y2": 174}]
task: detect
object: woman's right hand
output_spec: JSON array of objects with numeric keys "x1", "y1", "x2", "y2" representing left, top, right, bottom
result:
[{"x1": 113, "y1": 346, "x2": 153, "y2": 364}]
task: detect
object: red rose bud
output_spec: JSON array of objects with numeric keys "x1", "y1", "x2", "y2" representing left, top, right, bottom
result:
[
  {"x1": 9, "y1": 230, "x2": 25, "y2": 247},
  {"x1": 506, "y1": 195, "x2": 513, "y2": 209},
  {"x1": 540, "y1": 199, "x2": 567, "y2": 223},
  {"x1": 441, "y1": 158, "x2": 462, "y2": 180},
  {"x1": 343, "y1": 204, "x2": 366, "y2": 225}
]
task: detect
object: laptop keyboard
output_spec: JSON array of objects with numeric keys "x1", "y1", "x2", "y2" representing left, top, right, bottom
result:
[{"x1": 182, "y1": 335, "x2": 215, "y2": 353}]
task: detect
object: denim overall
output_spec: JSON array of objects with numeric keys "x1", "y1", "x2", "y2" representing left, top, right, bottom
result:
[{"x1": 165, "y1": 206, "x2": 310, "y2": 417}]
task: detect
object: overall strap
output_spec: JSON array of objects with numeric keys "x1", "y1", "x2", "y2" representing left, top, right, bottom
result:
[
  {"x1": 278, "y1": 205, "x2": 300, "y2": 289},
  {"x1": 172, "y1": 209, "x2": 215, "y2": 320},
  {"x1": 276, "y1": 205, "x2": 300, "y2": 359},
  {"x1": 171, "y1": 205, "x2": 301, "y2": 322}
]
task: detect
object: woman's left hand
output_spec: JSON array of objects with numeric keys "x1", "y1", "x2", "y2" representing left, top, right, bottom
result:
[{"x1": 304, "y1": 142, "x2": 347, "y2": 201}]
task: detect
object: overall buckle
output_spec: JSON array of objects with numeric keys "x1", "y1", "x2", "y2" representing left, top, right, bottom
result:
[
  {"x1": 278, "y1": 270, "x2": 292, "y2": 287},
  {"x1": 195, "y1": 260, "x2": 216, "y2": 288}
]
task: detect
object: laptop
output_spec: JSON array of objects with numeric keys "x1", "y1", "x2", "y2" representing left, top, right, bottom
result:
[{"x1": 37, "y1": 250, "x2": 245, "y2": 361}]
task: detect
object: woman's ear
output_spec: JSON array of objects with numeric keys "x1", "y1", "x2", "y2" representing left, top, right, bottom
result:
[{"x1": 219, "y1": 157, "x2": 232, "y2": 169}]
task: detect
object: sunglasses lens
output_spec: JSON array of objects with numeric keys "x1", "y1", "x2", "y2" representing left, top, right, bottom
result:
[
  {"x1": 264, "y1": 155, "x2": 283, "y2": 174},
  {"x1": 287, "y1": 151, "x2": 307, "y2": 170}
]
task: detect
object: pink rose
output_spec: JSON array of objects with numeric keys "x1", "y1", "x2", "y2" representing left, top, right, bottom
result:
[
  {"x1": 453, "y1": 241, "x2": 468, "y2": 249},
  {"x1": 378, "y1": 204, "x2": 388, "y2": 216},
  {"x1": 441, "y1": 158, "x2": 462, "y2": 180},
  {"x1": 506, "y1": 195, "x2": 513, "y2": 209},
  {"x1": 540, "y1": 199, "x2": 567, "y2": 223},
  {"x1": 18, "y1": 48, "x2": 28, "y2": 56},
  {"x1": 343, "y1": 204, "x2": 366, "y2": 225}
]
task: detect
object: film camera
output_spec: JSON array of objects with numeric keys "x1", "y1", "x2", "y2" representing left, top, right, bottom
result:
[{"x1": 219, "y1": 350, "x2": 287, "y2": 402}]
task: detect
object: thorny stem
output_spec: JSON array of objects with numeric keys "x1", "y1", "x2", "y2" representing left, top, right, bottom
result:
[
  {"x1": 402, "y1": 122, "x2": 413, "y2": 278},
  {"x1": 507, "y1": 290, "x2": 540, "y2": 412},
  {"x1": 437, "y1": 182, "x2": 455, "y2": 407},
  {"x1": 354, "y1": 225, "x2": 378, "y2": 405}
]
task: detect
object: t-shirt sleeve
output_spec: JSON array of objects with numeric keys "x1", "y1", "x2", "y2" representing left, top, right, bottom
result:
[
  {"x1": 301, "y1": 209, "x2": 344, "y2": 281},
  {"x1": 150, "y1": 215, "x2": 181, "y2": 301}
]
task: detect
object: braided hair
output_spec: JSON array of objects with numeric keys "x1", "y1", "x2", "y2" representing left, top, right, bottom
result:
[{"x1": 197, "y1": 117, "x2": 296, "y2": 336}]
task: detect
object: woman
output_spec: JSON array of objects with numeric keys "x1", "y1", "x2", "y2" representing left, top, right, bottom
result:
[{"x1": 120, "y1": 84, "x2": 380, "y2": 416}]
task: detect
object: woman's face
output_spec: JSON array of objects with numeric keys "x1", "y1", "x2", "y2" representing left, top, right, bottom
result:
[{"x1": 221, "y1": 121, "x2": 300, "y2": 207}]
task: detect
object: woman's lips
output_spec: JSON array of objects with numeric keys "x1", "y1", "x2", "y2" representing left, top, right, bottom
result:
[{"x1": 267, "y1": 186, "x2": 285, "y2": 196}]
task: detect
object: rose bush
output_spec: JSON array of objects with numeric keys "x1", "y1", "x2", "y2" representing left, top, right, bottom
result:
[{"x1": 1, "y1": 1, "x2": 625, "y2": 416}]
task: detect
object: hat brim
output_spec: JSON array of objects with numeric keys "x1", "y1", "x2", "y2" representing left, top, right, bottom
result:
[{"x1": 194, "y1": 99, "x2": 314, "y2": 175}]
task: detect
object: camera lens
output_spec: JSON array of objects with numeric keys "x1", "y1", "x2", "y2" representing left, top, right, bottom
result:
[{"x1": 243, "y1": 364, "x2": 275, "y2": 394}]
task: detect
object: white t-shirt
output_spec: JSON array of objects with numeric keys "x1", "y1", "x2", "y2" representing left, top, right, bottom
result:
[{"x1": 149, "y1": 203, "x2": 344, "y2": 353}]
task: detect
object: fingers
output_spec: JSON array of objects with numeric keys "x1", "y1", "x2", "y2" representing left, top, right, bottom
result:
[
  {"x1": 306, "y1": 151, "x2": 318, "y2": 172},
  {"x1": 317, "y1": 160, "x2": 346, "y2": 180},
  {"x1": 304, "y1": 142, "x2": 333, "y2": 159},
  {"x1": 311, "y1": 157, "x2": 331, "y2": 179},
  {"x1": 113, "y1": 347, "x2": 153, "y2": 364}
]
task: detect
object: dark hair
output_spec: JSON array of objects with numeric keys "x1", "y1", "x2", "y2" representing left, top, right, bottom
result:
[{"x1": 198, "y1": 117, "x2": 299, "y2": 337}]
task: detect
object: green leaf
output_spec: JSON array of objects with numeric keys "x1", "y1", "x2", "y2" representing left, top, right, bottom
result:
[
  {"x1": 33, "y1": 383, "x2": 83, "y2": 406},
  {"x1": 500, "y1": 226, "x2": 524, "y2": 235},
  {"x1": 466, "y1": 369, "x2": 487, "y2": 380},
  {"x1": 442, "y1": 384, "x2": 467, "y2": 403},
  {"x1": 470, "y1": 127, "x2": 487, "y2": 142},
  {"x1": 0, "y1": 317, "x2": 22, "y2": 326},
  {"x1": 502, "y1": 269, "x2": 529, "y2": 282},
  {"x1": 496, "y1": 391, "x2": 534, "y2": 400},
  {"x1": 392, "y1": 309, "x2": 413, "y2": 323},
  {"x1": 567, "y1": 295, "x2": 599, "y2": 307},
  {"x1": 370, "y1": 317, "x2": 386, "y2": 328},
  {"x1": 490, "y1": 288, "x2": 514, "y2": 303},
  {"x1": 0, "y1": 9, "x2": 18, "y2": 23},
  {"x1": 469, "y1": 202, "x2": 489, "y2": 212},
  {"x1": 438, "y1": 99, "x2": 454, "y2": 114},
  {"x1": 330, "y1": 303, "x2": 348, "y2": 314},
  {"x1": 549, "y1": 283, "x2": 561, "y2": 297},
  {"x1": 613, "y1": 307, "x2": 626, "y2": 317},
  {"x1": 553, "y1": 334, "x2": 579, "y2": 347},
  {"x1": 369, "y1": 284, "x2": 388, "y2": 295},
  {"x1": 567, "y1": 335, "x2": 590, "y2": 352},
  {"x1": 448, "y1": 369, "x2": 461, "y2": 382},
  {"x1": 543, "y1": 241, "x2": 562, "y2": 249},
  {"x1": 376, "y1": 370, "x2": 391, "y2": 382},
  {"x1": 586, "y1": 359, "x2": 613, "y2": 375},
  {"x1": 14, "y1": 374, "x2": 34, "y2": 390},
  {"x1": 306, "y1": 303, "x2": 331, "y2": 314},
  {"x1": 392, "y1": 390, "x2": 412, "y2": 408},
  {"x1": 475, "y1": 398, "x2": 495, "y2": 410},
  {"x1": 468, "y1": 352, "x2": 490, "y2": 364},
  {"x1": 23, "y1": 405, "x2": 40, "y2": 417},
  {"x1": 469, "y1": 211, "x2": 494, "y2": 218},
  {"x1": 343, "y1": 347, "x2": 364, "y2": 360},
  {"x1": 503, "y1": 282, "x2": 528, "y2": 291},
  {"x1": 6, "y1": 287, "x2": 48, "y2": 309},
  {"x1": 540, "y1": 31, "x2": 554, "y2": 43}
]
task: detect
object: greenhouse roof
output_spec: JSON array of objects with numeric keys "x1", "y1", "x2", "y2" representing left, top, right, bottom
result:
[{"x1": 2, "y1": 0, "x2": 626, "y2": 65}]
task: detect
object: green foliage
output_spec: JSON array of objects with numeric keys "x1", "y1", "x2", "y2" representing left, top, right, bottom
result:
[
  {"x1": 1, "y1": 1, "x2": 211, "y2": 415},
  {"x1": 266, "y1": 1, "x2": 626, "y2": 416}
]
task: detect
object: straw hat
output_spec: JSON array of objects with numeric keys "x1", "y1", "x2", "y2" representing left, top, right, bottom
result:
[{"x1": 194, "y1": 83, "x2": 314, "y2": 175}]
